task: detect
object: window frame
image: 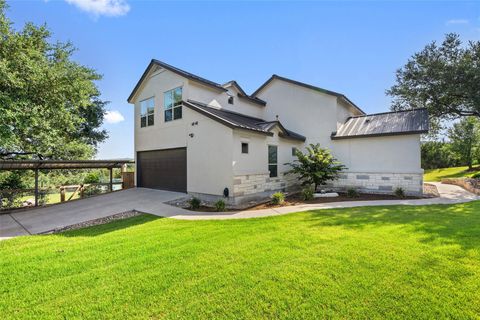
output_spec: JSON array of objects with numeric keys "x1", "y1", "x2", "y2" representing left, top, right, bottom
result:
[
  {"x1": 163, "y1": 86, "x2": 183, "y2": 122},
  {"x1": 140, "y1": 97, "x2": 155, "y2": 128},
  {"x1": 292, "y1": 147, "x2": 298, "y2": 157},
  {"x1": 241, "y1": 142, "x2": 249, "y2": 154},
  {"x1": 268, "y1": 145, "x2": 278, "y2": 178}
]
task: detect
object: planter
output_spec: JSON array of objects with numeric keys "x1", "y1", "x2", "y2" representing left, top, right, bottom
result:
[{"x1": 313, "y1": 192, "x2": 339, "y2": 198}]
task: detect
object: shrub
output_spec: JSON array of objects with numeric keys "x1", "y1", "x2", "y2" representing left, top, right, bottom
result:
[
  {"x1": 286, "y1": 144, "x2": 346, "y2": 191},
  {"x1": 301, "y1": 187, "x2": 314, "y2": 201},
  {"x1": 189, "y1": 197, "x2": 201, "y2": 210},
  {"x1": 472, "y1": 172, "x2": 480, "y2": 179},
  {"x1": 346, "y1": 188, "x2": 359, "y2": 198},
  {"x1": 394, "y1": 187, "x2": 406, "y2": 198},
  {"x1": 214, "y1": 199, "x2": 226, "y2": 212},
  {"x1": 271, "y1": 192, "x2": 285, "y2": 205},
  {"x1": 84, "y1": 171, "x2": 101, "y2": 184}
]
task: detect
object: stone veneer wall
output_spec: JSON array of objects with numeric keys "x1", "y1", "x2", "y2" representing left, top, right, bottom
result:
[
  {"x1": 328, "y1": 172, "x2": 423, "y2": 196},
  {"x1": 232, "y1": 172, "x2": 301, "y2": 204}
]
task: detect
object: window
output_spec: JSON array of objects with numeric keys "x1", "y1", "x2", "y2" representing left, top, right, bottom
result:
[
  {"x1": 228, "y1": 96, "x2": 234, "y2": 104},
  {"x1": 241, "y1": 142, "x2": 249, "y2": 154},
  {"x1": 292, "y1": 147, "x2": 298, "y2": 156},
  {"x1": 140, "y1": 97, "x2": 155, "y2": 128},
  {"x1": 268, "y1": 145, "x2": 278, "y2": 178},
  {"x1": 164, "y1": 87, "x2": 182, "y2": 122}
]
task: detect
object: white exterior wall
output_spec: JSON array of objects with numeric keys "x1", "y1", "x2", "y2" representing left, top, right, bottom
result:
[
  {"x1": 256, "y1": 79, "x2": 340, "y2": 149},
  {"x1": 188, "y1": 82, "x2": 264, "y2": 119},
  {"x1": 132, "y1": 67, "x2": 233, "y2": 196}
]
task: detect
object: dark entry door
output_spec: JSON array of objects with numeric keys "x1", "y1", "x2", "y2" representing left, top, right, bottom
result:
[{"x1": 137, "y1": 148, "x2": 187, "y2": 192}]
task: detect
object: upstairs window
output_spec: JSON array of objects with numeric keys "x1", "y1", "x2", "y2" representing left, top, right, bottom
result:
[
  {"x1": 268, "y1": 145, "x2": 278, "y2": 178},
  {"x1": 241, "y1": 142, "x2": 249, "y2": 154},
  {"x1": 164, "y1": 87, "x2": 182, "y2": 122},
  {"x1": 228, "y1": 96, "x2": 234, "y2": 104},
  {"x1": 140, "y1": 97, "x2": 155, "y2": 128}
]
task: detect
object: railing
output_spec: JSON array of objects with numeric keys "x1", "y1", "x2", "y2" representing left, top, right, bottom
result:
[{"x1": 0, "y1": 182, "x2": 124, "y2": 211}]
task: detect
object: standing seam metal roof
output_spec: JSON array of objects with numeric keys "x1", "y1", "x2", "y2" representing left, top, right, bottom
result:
[{"x1": 332, "y1": 108, "x2": 429, "y2": 139}]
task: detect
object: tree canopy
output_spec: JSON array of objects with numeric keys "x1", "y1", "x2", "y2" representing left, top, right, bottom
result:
[
  {"x1": 0, "y1": 0, "x2": 107, "y2": 160},
  {"x1": 387, "y1": 33, "x2": 480, "y2": 130}
]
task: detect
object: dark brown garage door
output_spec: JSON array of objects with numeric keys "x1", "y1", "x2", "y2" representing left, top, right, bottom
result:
[{"x1": 137, "y1": 148, "x2": 187, "y2": 192}]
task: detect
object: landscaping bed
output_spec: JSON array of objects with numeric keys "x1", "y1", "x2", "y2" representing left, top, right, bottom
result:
[{"x1": 249, "y1": 192, "x2": 420, "y2": 210}]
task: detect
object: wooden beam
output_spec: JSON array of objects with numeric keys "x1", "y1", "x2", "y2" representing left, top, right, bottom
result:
[
  {"x1": 109, "y1": 168, "x2": 113, "y2": 192},
  {"x1": 34, "y1": 169, "x2": 39, "y2": 207}
]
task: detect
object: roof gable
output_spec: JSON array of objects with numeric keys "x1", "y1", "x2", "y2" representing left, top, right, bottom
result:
[
  {"x1": 252, "y1": 74, "x2": 365, "y2": 115},
  {"x1": 128, "y1": 59, "x2": 226, "y2": 103}
]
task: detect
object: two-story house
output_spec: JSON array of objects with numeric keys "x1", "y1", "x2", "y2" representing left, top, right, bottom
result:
[{"x1": 128, "y1": 59, "x2": 428, "y2": 205}]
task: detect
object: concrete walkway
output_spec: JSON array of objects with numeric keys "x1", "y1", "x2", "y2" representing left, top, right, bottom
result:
[{"x1": 1, "y1": 182, "x2": 478, "y2": 240}]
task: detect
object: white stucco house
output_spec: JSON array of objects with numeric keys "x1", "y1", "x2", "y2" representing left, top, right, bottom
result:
[{"x1": 128, "y1": 59, "x2": 428, "y2": 204}]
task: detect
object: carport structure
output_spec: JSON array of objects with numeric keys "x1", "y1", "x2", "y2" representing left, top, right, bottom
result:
[{"x1": 0, "y1": 159, "x2": 134, "y2": 207}]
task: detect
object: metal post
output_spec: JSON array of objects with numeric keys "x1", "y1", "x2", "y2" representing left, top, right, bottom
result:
[
  {"x1": 34, "y1": 169, "x2": 39, "y2": 207},
  {"x1": 109, "y1": 167, "x2": 113, "y2": 192}
]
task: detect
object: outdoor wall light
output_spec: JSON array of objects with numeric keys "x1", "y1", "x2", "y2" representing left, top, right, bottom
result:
[
  {"x1": 223, "y1": 188, "x2": 229, "y2": 197},
  {"x1": 191, "y1": 121, "x2": 198, "y2": 126}
]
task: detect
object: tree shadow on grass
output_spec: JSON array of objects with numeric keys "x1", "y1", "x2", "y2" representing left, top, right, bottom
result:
[
  {"x1": 58, "y1": 213, "x2": 162, "y2": 238},
  {"x1": 305, "y1": 201, "x2": 480, "y2": 250}
]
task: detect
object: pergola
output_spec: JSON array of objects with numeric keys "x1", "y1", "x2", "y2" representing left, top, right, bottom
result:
[{"x1": 0, "y1": 159, "x2": 134, "y2": 206}]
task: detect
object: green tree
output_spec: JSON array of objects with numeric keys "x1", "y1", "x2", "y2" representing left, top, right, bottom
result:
[
  {"x1": 421, "y1": 141, "x2": 461, "y2": 169},
  {"x1": 286, "y1": 144, "x2": 346, "y2": 192},
  {"x1": 387, "y1": 33, "x2": 480, "y2": 133},
  {"x1": 448, "y1": 117, "x2": 480, "y2": 170},
  {"x1": 0, "y1": 1, "x2": 107, "y2": 160}
]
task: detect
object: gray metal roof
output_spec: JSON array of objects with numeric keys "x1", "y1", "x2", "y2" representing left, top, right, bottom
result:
[
  {"x1": 184, "y1": 100, "x2": 306, "y2": 142},
  {"x1": 0, "y1": 159, "x2": 134, "y2": 170},
  {"x1": 332, "y1": 108, "x2": 429, "y2": 140}
]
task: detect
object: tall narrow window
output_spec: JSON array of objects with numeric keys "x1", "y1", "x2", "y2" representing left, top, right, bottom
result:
[
  {"x1": 164, "y1": 87, "x2": 182, "y2": 122},
  {"x1": 241, "y1": 142, "x2": 249, "y2": 154},
  {"x1": 140, "y1": 97, "x2": 155, "y2": 128},
  {"x1": 268, "y1": 145, "x2": 278, "y2": 178}
]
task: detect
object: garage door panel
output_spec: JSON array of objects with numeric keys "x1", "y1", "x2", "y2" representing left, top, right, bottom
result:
[{"x1": 137, "y1": 148, "x2": 186, "y2": 192}]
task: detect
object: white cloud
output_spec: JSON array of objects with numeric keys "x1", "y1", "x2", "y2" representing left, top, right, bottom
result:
[
  {"x1": 446, "y1": 19, "x2": 469, "y2": 25},
  {"x1": 65, "y1": 0, "x2": 130, "y2": 17},
  {"x1": 104, "y1": 110, "x2": 125, "y2": 124}
]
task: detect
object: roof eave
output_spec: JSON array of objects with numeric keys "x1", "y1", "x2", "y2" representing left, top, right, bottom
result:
[{"x1": 331, "y1": 130, "x2": 429, "y2": 140}]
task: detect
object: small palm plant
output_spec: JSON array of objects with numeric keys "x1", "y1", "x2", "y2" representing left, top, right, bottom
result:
[{"x1": 286, "y1": 144, "x2": 346, "y2": 192}]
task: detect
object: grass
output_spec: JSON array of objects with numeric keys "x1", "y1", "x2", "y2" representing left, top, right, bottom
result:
[
  {"x1": 1, "y1": 202, "x2": 480, "y2": 319},
  {"x1": 424, "y1": 165, "x2": 479, "y2": 181},
  {"x1": 21, "y1": 192, "x2": 80, "y2": 204}
]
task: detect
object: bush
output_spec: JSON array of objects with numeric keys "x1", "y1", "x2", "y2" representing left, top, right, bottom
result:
[
  {"x1": 271, "y1": 192, "x2": 285, "y2": 205},
  {"x1": 472, "y1": 172, "x2": 480, "y2": 179},
  {"x1": 301, "y1": 187, "x2": 314, "y2": 201},
  {"x1": 394, "y1": 187, "x2": 406, "y2": 198},
  {"x1": 189, "y1": 197, "x2": 201, "y2": 210},
  {"x1": 84, "y1": 171, "x2": 101, "y2": 184},
  {"x1": 346, "y1": 188, "x2": 359, "y2": 198},
  {"x1": 214, "y1": 199, "x2": 226, "y2": 212}
]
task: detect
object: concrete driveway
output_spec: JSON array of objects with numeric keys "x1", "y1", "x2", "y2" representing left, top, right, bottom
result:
[{"x1": 0, "y1": 188, "x2": 188, "y2": 239}]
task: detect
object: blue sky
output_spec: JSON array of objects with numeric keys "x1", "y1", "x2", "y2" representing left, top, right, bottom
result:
[{"x1": 7, "y1": 1, "x2": 480, "y2": 159}]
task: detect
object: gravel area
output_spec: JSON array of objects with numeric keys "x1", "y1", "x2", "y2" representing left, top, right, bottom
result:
[{"x1": 43, "y1": 210, "x2": 143, "y2": 234}]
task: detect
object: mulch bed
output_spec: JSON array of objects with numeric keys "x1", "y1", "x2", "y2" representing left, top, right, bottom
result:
[{"x1": 248, "y1": 192, "x2": 420, "y2": 210}]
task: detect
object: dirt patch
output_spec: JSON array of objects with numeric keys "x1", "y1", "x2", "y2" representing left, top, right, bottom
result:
[{"x1": 42, "y1": 211, "x2": 143, "y2": 234}]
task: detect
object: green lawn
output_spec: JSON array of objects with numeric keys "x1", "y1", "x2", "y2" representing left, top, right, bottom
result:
[
  {"x1": 424, "y1": 165, "x2": 479, "y2": 181},
  {"x1": 1, "y1": 202, "x2": 480, "y2": 319}
]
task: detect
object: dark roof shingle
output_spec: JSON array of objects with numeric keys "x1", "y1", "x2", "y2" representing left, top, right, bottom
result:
[
  {"x1": 332, "y1": 108, "x2": 429, "y2": 139},
  {"x1": 184, "y1": 100, "x2": 306, "y2": 141}
]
